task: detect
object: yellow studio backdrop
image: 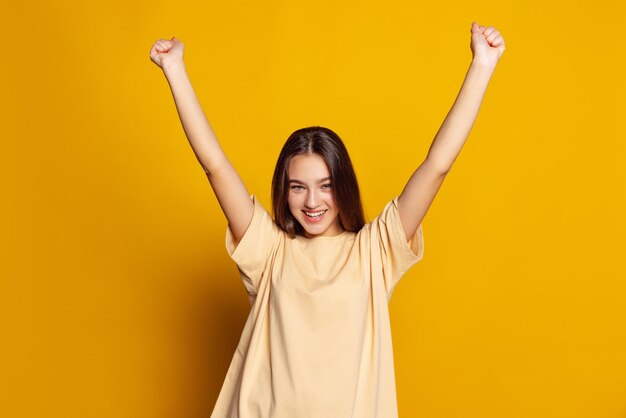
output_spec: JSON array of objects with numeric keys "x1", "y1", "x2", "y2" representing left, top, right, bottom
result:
[{"x1": 2, "y1": 0, "x2": 625, "y2": 417}]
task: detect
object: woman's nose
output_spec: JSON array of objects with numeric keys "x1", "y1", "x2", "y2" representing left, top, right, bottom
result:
[{"x1": 305, "y1": 190, "x2": 319, "y2": 208}]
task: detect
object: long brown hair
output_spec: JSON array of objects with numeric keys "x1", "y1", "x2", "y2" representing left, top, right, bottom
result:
[{"x1": 271, "y1": 126, "x2": 366, "y2": 238}]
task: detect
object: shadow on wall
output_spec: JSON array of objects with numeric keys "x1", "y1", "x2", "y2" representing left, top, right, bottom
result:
[{"x1": 153, "y1": 251, "x2": 251, "y2": 418}]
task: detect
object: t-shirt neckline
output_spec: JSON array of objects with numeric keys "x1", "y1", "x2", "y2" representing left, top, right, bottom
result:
[{"x1": 294, "y1": 230, "x2": 353, "y2": 241}]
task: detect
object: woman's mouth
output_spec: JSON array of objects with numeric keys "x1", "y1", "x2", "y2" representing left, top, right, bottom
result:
[{"x1": 303, "y1": 209, "x2": 327, "y2": 223}]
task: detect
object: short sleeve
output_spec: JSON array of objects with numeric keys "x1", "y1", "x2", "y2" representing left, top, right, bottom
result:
[
  {"x1": 225, "y1": 195, "x2": 282, "y2": 297},
  {"x1": 366, "y1": 196, "x2": 425, "y2": 298}
]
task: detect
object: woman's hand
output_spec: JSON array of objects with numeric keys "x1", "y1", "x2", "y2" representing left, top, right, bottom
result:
[
  {"x1": 470, "y1": 22, "x2": 505, "y2": 66},
  {"x1": 149, "y1": 37, "x2": 185, "y2": 70}
]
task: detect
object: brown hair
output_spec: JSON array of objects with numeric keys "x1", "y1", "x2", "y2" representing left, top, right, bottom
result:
[{"x1": 271, "y1": 126, "x2": 366, "y2": 238}]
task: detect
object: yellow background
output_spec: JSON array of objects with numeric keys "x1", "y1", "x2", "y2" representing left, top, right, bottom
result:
[{"x1": 3, "y1": 0, "x2": 625, "y2": 417}]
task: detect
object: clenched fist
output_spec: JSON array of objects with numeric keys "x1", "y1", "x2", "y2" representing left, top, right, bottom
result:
[
  {"x1": 470, "y1": 22, "x2": 506, "y2": 66},
  {"x1": 149, "y1": 37, "x2": 185, "y2": 70}
]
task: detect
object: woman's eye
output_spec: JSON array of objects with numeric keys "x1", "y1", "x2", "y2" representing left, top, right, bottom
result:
[
  {"x1": 322, "y1": 183, "x2": 332, "y2": 190},
  {"x1": 290, "y1": 185, "x2": 305, "y2": 191}
]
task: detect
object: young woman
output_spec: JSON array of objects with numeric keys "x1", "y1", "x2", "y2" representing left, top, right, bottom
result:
[{"x1": 150, "y1": 21, "x2": 505, "y2": 418}]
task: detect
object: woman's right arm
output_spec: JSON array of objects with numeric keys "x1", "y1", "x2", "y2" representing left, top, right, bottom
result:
[{"x1": 150, "y1": 37, "x2": 253, "y2": 243}]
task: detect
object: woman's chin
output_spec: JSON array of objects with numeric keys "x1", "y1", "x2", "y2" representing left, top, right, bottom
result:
[
  {"x1": 301, "y1": 220, "x2": 342, "y2": 238},
  {"x1": 303, "y1": 225, "x2": 326, "y2": 238}
]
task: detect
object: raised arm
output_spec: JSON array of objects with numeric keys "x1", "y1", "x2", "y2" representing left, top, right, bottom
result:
[
  {"x1": 150, "y1": 37, "x2": 254, "y2": 242},
  {"x1": 397, "y1": 22, "x2": 506, "y2": 241}
]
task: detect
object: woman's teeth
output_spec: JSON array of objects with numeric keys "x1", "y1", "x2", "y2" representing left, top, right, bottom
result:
[{"x1": 304, "y1": 210, "x2": 327, "y2": 218}]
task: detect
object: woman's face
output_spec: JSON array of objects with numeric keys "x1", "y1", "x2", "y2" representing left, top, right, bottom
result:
[{"x1": 287, "y1": 153, "x2": 343, "y2": 238}]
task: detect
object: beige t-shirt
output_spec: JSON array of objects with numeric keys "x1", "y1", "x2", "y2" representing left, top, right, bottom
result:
[{"x1": 211, "y1": 195, "x2": 424, "y2": 418}]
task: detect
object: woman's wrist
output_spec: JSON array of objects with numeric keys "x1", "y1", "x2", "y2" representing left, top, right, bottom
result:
[
  {"x1": 162, "y1": 59, "x2": 186, "y2": 78},
  {"x1": 471, "y1": 56, "x2": 498, "y2": 71}
]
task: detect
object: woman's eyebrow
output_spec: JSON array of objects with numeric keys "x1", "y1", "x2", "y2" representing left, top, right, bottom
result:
[{"x1": 288, "y1": 177, "x2": 332, "y2": 184}]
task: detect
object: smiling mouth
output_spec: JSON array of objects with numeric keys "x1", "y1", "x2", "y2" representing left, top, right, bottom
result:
[{"x1": 303, "y1": 209, "x2": 327, "y2": 218}]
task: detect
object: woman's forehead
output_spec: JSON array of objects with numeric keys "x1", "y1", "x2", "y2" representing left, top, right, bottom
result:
[{"x1": 288, "y1": 154, "x2": 331, "y2": 180}]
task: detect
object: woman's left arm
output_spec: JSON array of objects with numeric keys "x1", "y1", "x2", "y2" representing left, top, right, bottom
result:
[{"x1": 397, "y1": 22, "x2": 506, "y2": 241}]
